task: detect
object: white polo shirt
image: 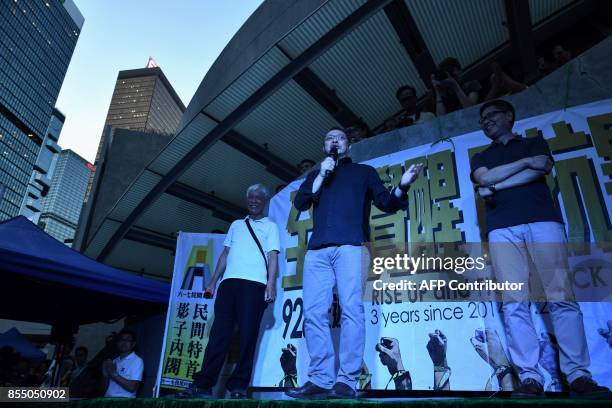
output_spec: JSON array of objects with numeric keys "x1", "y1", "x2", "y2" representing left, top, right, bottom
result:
[
  {"x1": 222, "y1": 217, "x2": 280, "y2": 285},
  {"x1": 104, "y1": 352, "x2": 144, "y2": 398}
]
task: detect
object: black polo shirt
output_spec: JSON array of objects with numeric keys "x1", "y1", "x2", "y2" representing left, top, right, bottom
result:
[
  {"x1": 294, "y1": 157, "x2": 407, "y2": 250},
  {"x1": 470, "y1": 135, "x2": 563, "y2": 234}
]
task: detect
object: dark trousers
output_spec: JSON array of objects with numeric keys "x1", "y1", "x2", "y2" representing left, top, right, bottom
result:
[{"x1": 192, "y1": 278, "x2": 267, "y2": 391}]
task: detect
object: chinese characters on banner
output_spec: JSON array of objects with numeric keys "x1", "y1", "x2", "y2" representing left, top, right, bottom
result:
[
  {"x1": 156, "y1": 233, "x2": 226, "y2": 392},
  {"x1": 258, "y1": 99, "x2": 612, "y2": 391},
  {"x1": 156, "y1": 100, "x2": 612, "y2": 392}
]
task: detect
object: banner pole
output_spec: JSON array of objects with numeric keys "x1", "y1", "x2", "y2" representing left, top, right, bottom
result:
[{"x1": 154, "y1": 231, "x2": 183, "y2": 397}]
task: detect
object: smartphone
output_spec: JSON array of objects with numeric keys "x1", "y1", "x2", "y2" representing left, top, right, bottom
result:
[{"x1": 433, "y1": 69, "x2": 449, "y2": 81}]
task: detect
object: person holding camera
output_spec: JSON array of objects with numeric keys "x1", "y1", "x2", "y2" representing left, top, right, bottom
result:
[{"x1": 432, "y1": 57, "x2": 481, "y2": 116}]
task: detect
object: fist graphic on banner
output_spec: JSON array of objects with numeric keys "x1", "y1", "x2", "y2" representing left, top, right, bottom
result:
[{"x1": 279, "y1": 344, "x2": 298, "y2": 388}]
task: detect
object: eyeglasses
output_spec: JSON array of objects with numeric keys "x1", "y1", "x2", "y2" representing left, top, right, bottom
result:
[
  {"x1": 398, "y1": 94, "x2": 416, "y2": 103},
  {"x1": 479, "y1": 110, "x2": 507, "y2": 125}
]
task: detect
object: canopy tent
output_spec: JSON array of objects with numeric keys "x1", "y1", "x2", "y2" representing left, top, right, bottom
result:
[
  {"x1": 0, "y1": 216, "x2": 170, "y2": 326},
  {"x1": 0, "y1": 327, "x2": 46, "y2": 363}
]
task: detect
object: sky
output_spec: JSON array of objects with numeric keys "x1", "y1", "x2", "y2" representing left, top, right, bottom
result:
[{"x1": 55, "y1": 0, "x2": 264, "y2": 163}]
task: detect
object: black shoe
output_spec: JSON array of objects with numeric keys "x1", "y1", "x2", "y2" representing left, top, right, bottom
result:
[
  {"x1": 570, "y1": 376, "x2": 611, "y2": 398},
  {"x1": 513, "y1": 378, "x2": 544, "y2": 398},
  {"x1": 228, "y1": 389, "x2": 248, "y2": 399},
  {"x1": 285, "y1": 381, "x2": 330, "y2": 399},
  {"x1": 164, "y1": 385, "x2": 213, "y2": 399},
  {"x1": 327, "y1": 382, "x2": 357, "y2": 399}
]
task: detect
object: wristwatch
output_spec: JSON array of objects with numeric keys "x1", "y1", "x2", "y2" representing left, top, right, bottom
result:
[{"x1": 488, "y1": 184, "x2": 497, "y2": 193}]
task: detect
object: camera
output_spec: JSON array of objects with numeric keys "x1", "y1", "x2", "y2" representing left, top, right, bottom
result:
[
  {"x1": 433, "y1": 69, "x2": 449, "y2": 81},
  {"x1": 397, "y1": 114, "x2": 415, "y2": 128}
]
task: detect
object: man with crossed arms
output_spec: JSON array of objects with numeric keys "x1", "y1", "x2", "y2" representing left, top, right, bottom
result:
[{"x1": 471, "y1": 99, "x2": 609, "y2": 397}]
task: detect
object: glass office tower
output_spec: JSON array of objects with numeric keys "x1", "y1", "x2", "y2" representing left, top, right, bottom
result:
[
  {"x1": 0, "y1": 0, "x2": 83, "y2": 221},
  {"x1": 84, "y1": 66, "x2": 185, "y2": 202},
  {"x1": 92, "y1": 67, "x2": 185, "y2": 174},
  {"x1": 39, "y1": 149, "x2": 92, "y2": 246}
]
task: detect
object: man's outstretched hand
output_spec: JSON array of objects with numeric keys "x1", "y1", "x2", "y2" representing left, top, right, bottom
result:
[{"x1": 399, "y1": 163, "x2": 424, "y2": 191}]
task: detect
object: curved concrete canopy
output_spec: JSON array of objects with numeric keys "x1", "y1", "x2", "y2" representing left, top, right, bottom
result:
[
  {"x1": 80, "y1": 0, "x2": 596, "y2": 272},
  {"x1": 92, "y1": 0, "x2": 391, "y2": 262},
  {"x1": 180, "y1": 0, "x2": 327, "y2": 133}
]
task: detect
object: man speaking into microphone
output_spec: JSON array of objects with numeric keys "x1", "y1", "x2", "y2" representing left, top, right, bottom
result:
[{"x1": 288, "y1": 128, "x2": 422, "y2": 399}]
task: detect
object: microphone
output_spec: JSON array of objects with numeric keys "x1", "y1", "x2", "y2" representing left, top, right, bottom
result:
[{"x1": 325, "y1": 146, "x2": 339, "y2": 178}]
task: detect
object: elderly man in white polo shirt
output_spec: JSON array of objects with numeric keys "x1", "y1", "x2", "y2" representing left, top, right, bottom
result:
[
  {"x1": 176, "y1": 184, "x2": 280, "y2": 399},
  {"x1": 103, "y1": 329, "x2": 144, "y2": 398}
]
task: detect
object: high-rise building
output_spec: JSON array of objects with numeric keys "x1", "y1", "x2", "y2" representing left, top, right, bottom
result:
[
  {"x1": 0, "y1": 0, "x2": 83, "y2": 222},
  {"x1": 19, "y1": 108, "x2": 63, "y2": 223},
  {"x1": 91, "y1": 66, "x2": 186, "y2": 176},
  {"x1": 77, "y1": 66, "x2": 185, "y2": 250},
  {"x1": 39, "y1": 149, "x2": 92, "y2": 246}
]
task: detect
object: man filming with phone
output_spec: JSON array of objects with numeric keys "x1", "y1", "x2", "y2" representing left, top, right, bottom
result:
[{"x1": 432, "y1": 57, "x2": 481, "y2": 116}]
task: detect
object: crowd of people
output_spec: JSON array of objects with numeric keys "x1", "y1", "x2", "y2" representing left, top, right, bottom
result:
[
  {"x1": 0, "y1": 329, "x2": 144, "y2": 398},
  {"x1": 0, "y1": 345, "x2": 88, "y2": 388},
  {"x1": 281, "y1": 98, "x2": 608, "y2": 399},
  {"x1": 0, "y1": 41, "x2": 596, "y2": 400},
  {"x1": 294, "y1": 44, "x2": 575, "y2": 174},
  {"x1": 192, "y1": 95, "x2": 608, "y2": 399},
  {"x1": 0, "y1": 346, "x2": 49, "y2": 387}
]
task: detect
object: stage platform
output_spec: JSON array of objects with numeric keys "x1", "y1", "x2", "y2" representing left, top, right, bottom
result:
[
  {"x1": 9, "y1": 390, "x2": 611, "y2": 408},
  {"x1": 14, "y1": 398, "x2": 612, "y2": 408}
]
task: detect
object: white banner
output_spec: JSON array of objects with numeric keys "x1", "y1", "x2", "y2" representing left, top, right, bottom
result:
[
  {"x1": 155, "y1": 232, "x2": 226, "y2": 394},
  {"x1": 254, "y1": 99, "x2": 612, "y2": 391}
]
